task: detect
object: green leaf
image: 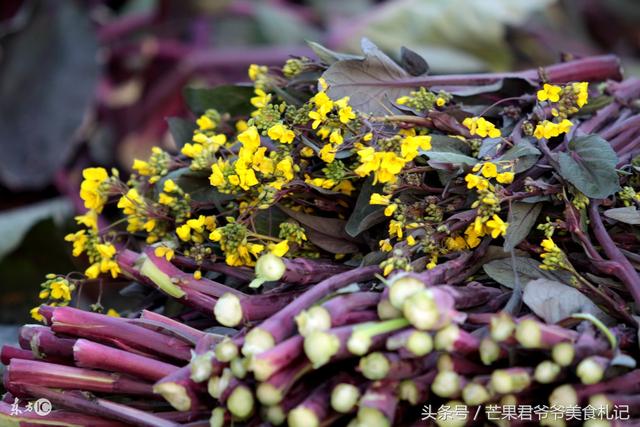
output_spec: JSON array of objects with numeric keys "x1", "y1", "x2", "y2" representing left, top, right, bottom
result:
[
  {"x1": 0, "y1": 198, "x2": 72, "y2": 262},
  {"x1": 428, "y1": 135, "x2": 472, "y2": 155},
  {"x1": 604, "y1": 207, "x2": 640, "y2": 225},
  {"x1": 0, "y1": 0, "x2": 98, "y2": 190},
  {"x1": 183, "y1": 85, "x2": 254, "y2": 116},
  {"x1": 253, "y1": 206, "x2": 290, "y2": 237},
  {"x1": 426, "y1": 151, "x2": 478, "y2": 167},
  {"x1": 523, "y1": 278, "x2": 610, "y2": 323},
  {"x1": 322, "y1": 38, "x2": 412, "y2": 116},
  {"x1": 345, "y1": 178, "x2": 386, "y2": 237},
  {"x1": 166, "y1": 117, "x2": 197, "y2": 149},
  {"x1": 305, "y1": 229, "x2": 360, "y2": 254},
  {"x1": 482, "y1": 256, "x2": 571, "y2": 289},
  {"x1": 307, "y1": 41, "x2": 363, "y2": 65},
  {"x1": 498, "y1": 140, "x2": 541, "y2": 173},
  {"x1": 278, "y1": 205, "x2": 355, "y2": 242},
  {"x1": 503, "y1": 202, "x2": 542, "y2": 252},
  {"x1": 556, "y1": 135, "x2": 621, "y2": 199},
  {"x1": 399, "y1": 46, "x2": 429, "y2": 76},
  {"x1": 339, "y1": 0, "x2": 554, "y2": 73}
]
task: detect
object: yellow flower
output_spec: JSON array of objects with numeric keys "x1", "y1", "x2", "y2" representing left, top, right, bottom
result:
[
  {"x1": 311, "y1": 91, "x2": 333, "y2": 114},
  {"x1": 485, "y1": 215, "x2": 508, "y2": 238},
  {"x1": 384, "y1": 204, "x2": 398, "y2": 217},
  {"x1": 234, "y1": 163, "x2": 260, "y2": 190},
  {"x1": 75, "y1": 210, "x2": 98, "y2": 231},
  {"x1": 196, "y1": 115, "x2": 216, "y2": 131},
  {"x1": 176, "y1": 224, "x2": 191, "y2": 242},
  {"x1": 400, "y1": 135, "x2": 432, "y2": 161},
  {"x1": 194, "y1": 270, "x2": 202, "y2": 280},
  {"x1": 163, "y1": 179, "x2": 178, "y2": 193},
  {"x1": 396, "y1": 96, "x2": 410, "y2": 105},
  {"x1": 80, "y1": 167, "x2": 109, "y2": 213},
  {"x1": 446, "y1": 236, "x2": 467, "y2": 251},
  {"x1": 335, "y1": 97, "x2": 356, "y2": 124},
  {"x1": 533, "y1": 120, "x2": 573, "y2": 140},
  {"x1": 308, "y1": 110, "x2": 324, "y2": 129},
  {"x1": 573, "y1": 82, "x2": 589, "y2": 108},
  {"x1": 31, "y1": 307, "x2": 44, "y2": 322},
  {"x1": 480, "y1": 162, "x2": 498, "y2": 178},
  {"x1": 426, "y1": 255, "x2": 438, "y2": 270},
  {"x1": 496, "y1": 172, "x2": 514, "y2": 184},
  {"x1": 389, "y1": 220, "x2": 403, "y2": 239},
  {"x1": 269, "y1": 240, "x2": 289, "y2": 257},
  {"x1": 85, "y1": 263, "x2": 101, "y2": 279},
  {"x1": 369, "y1": 193, "x2": 390, "y2": 205},
  {"x1": 329, "y1": 130, "x2": 343, "y2": 145},
  {"x1": 107, "y1": 308, "x2": 120, "y2": 317},
  {"x1": 248, "y1": 64, "x2": 267, "y2": 81},
  {"x1": 253, "y1": 147, "x2": 275, "y2": 176},
  {"x1": 96, "y1": 243, "x2": 116, "y2": 260},
  {"x1": 406, "y1": 235, "x2": 416, "y2": 246},
  {"x1": 132, "y1": 159, "x2": 152, "y2": 176},
  {"x1": 50, "y1": 280, "x2": 72, "y2": 301},
  {"x1": 158, "y1": 193, "x2": 175, "y2": 206},
  {"x1": 300, "y1": 146, "x2": 314, "y2": 158},
  {"x1": 464, "y1": 225, "x2": 482, "y2": 248},
  {"x1": 210, "y1": 161, "x2": 226, "y2": 187},
  {"x1": 236, "y1": 120, "x2": 249, "y2": 132},
  {"x1": 181, "y1": 143, "x2": 203, "y2": 158},
  {"x1": 275, "y1": 158, "x2": 295, "y2": 182},
  {"x1": 251, "y1": 89, "x2": 271, "y2": 109},
  {"x1": 463, "y1": 117, "x2": 501, "y2": 138},
  {"x1": 65, "y1": 230, "x2": 88, "y2": 257},
  {"x1": 436, "y1": 97, "x2": 446, "y2": 107},
  {"x1": 155, "y1": 245, "x2": 175, "y2": 261},
  {"x1": 238, "y1": 126, "x2": 261, "y2": 151},
  {"x1": 537, "y1": 83, "x2": 562, "y2": 103},
  {"x1": 333, "y1": 180, "x2": 355, "y2": 196},
  {"x1": 379, "y1": 239, "x2": 393, "y2": 252},
  {"x1": 541, "y1": 238, "x2": 557, "y2": 252},
  {"x1": 268, "y1": 123, "x2": 295, "y2": 144},
  {"x1": 465, "y1": 174, "x2": 488, "y2": 190},
  {"x1": 319, "y1": 144, "x2": 337, "y2": 163}
]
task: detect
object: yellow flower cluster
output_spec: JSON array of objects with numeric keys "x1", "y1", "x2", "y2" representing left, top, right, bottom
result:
[
  {"x1": 355, "y1": 135, "x2": 432, "y2": 184},
  {"x1": 533, "y1": 119, "x2": 573, "y2": 140},
  {"x1": 463, "y1": 161, "x2": 511, "y2": 248},
  {"x1": 462, "y1": 117, "x2": 501, "y2": 138},
  {"x1": 80, "y1": 167, "x2": 110, "y2": 213},
  {"x1": 209, "y1": 126, "x2": 295, "y2": 194},
  {"x1": 539, "y1": 238, "x2": 568, "y2": 270},
  {"x1": 132, "y1": 146, "x2": 171, "y2": 183},
  {"x1": 176, "y1": 215, "x2": 217, "y2": 244}
]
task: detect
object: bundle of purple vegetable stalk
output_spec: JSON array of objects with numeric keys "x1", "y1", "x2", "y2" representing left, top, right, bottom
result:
[{"x1": 4, "y1": 39, "x2": 640, "y2": 426}]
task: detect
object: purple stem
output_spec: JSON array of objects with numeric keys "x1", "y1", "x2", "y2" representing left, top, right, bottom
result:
[
  {"x1": 6, "y1": 359, "x2": 153, "y2": 395},
  {"x1": 154, "y1": 365, "x2": 205, "y2": 412},
  {"x1": 50, "y1": 306, "x2": 193, "y2": 362},
  {"x1": 0, "y1": 346, "x2": 34, "y2": 365},
  {"x1": 19, "y1": 325, "x2": 75, "y2": 361},
  {"x1": 117, "y1": 249, "x2": 218, "y2": 316},
  {"x1": 0, "y1": 400, "x2": 127, "y2": 427},
  {"x1": 251, "y1": 335, "x2": 304, "y2": 381},
  {"x1": 73, "y1": 339, "x2": 179, "y2": 382},
  {"x1": 130, "y1": 309, "x2": 207, "y2": 345},
  {"x1": 589, "y1": 202, "x2": 640, "y2": 308},
  {"x1": 19, "y1": 384, "x2": 178, "y2": 427},
  {"x1": 247, "y1": 265, "x2": 380, "y2": 350}
]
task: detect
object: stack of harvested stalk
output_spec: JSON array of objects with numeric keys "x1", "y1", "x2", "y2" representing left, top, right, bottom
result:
[{"x1": 3, "y1": 40, "x2": 640, "y2": 426}]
